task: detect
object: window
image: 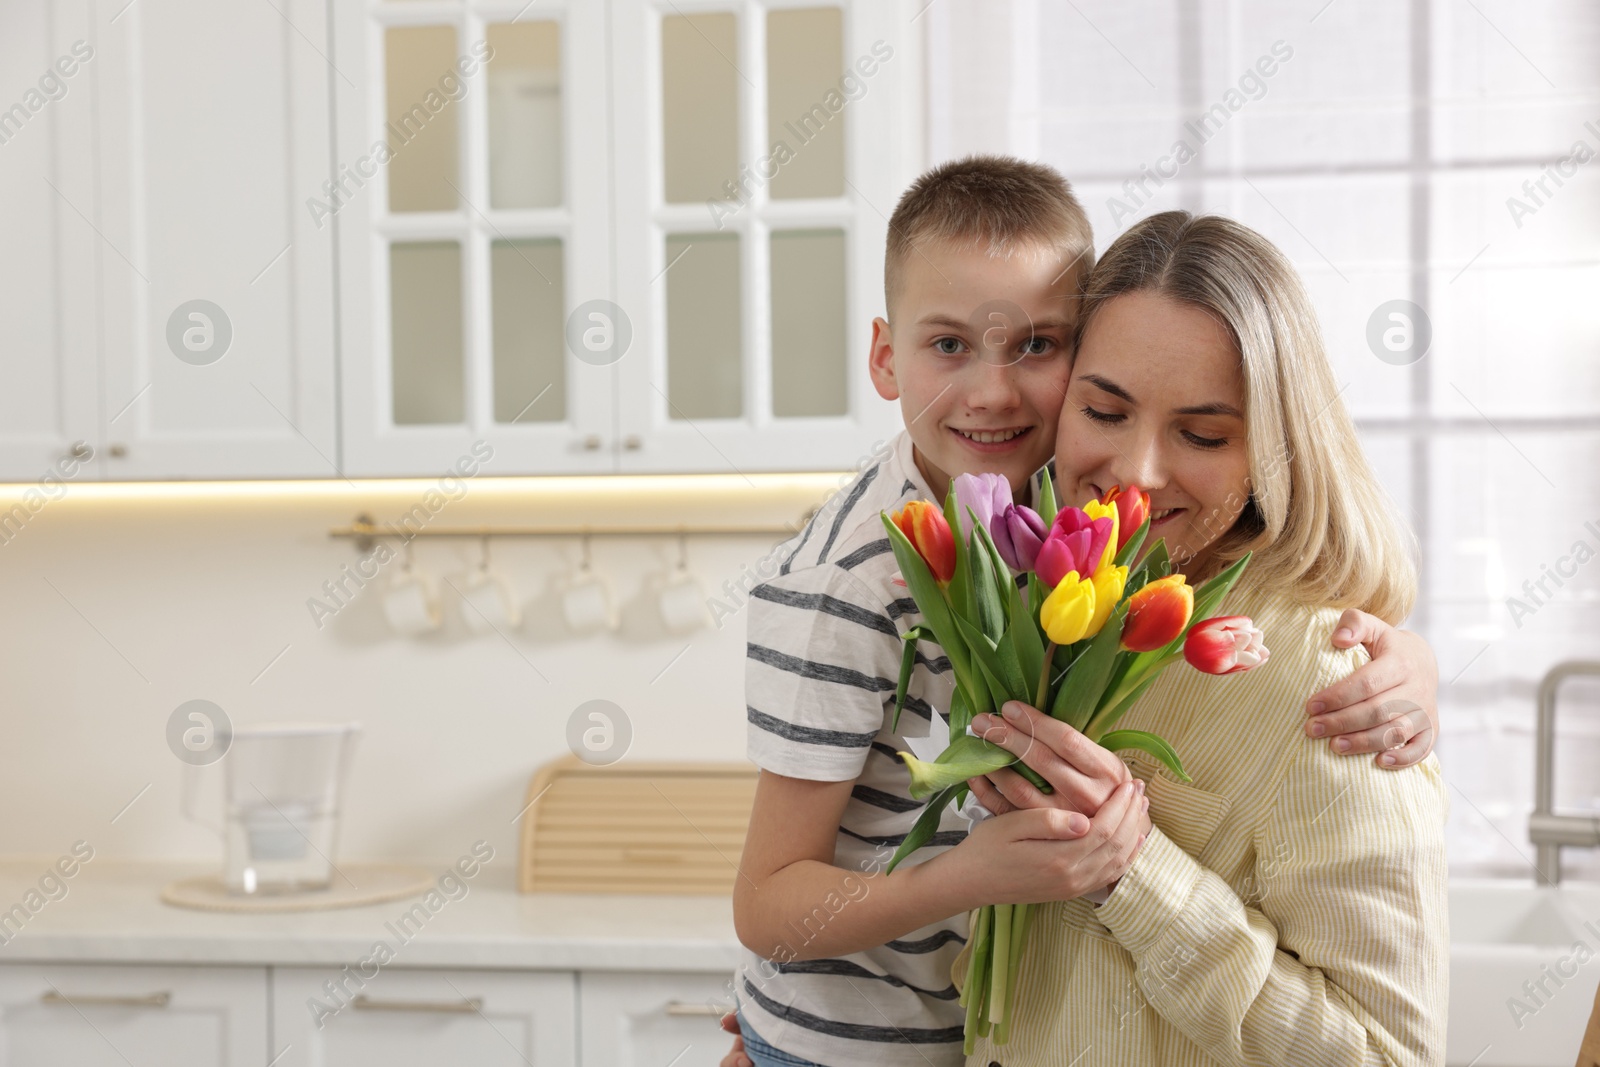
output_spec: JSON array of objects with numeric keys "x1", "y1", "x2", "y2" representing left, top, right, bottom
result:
[{"x1": 927, "y1": 0, "x2": 1600, "y2": 878}]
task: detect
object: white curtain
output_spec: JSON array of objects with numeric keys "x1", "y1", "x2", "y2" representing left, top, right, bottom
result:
[{"x1": 925, "y1": 0, "x2": 1600, "y2": 878}]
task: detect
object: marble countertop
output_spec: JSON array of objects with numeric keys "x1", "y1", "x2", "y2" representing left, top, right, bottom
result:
[{"x1": 0, "y1": 860, "x2": 742, "y2": 973}]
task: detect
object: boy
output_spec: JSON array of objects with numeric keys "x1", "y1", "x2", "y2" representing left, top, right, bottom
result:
[{"x1": 726, "y1": 156, "x2": 1439, "y2": 1067}]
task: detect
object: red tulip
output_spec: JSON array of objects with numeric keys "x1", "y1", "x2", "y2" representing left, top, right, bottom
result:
[
  {"x1": 891, "y1": 500, "x2": 957, "y2": 584},
  {"x1": 1101, "y1": 485, "x2": 1150, "y2": 552},
  {"x1": 1184, "y1": 616, "x2": 1270, "y2": 675},
  {"x1": 1121, "y1": 574, "x2": 1193, "y2": 652}
]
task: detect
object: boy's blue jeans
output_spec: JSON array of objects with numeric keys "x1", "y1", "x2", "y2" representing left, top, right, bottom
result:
[{"x1": 736, "y1": 1010, "x2": 827, "y2": 1067}]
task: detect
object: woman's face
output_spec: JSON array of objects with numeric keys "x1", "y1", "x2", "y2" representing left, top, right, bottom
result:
[{"x1": 1057, "y1": 290, "x2": 1253, "y2": 576}]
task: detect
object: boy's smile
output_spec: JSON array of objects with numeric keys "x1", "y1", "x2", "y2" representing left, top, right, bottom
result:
[{"x1": 869, "y1": 237, "x2": 1084, "y2": 502}]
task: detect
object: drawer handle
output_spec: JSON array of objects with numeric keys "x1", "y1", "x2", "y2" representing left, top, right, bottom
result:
[
  {"x1": 41, "y1": 991, "x2": 170, "y2": 1009},
  {"x1": 665, "y1": 1001, "x2": 732, "y2": 1017},
  {"x1": 351, "y1": 995, "x2": 482, "y2": 1014}
]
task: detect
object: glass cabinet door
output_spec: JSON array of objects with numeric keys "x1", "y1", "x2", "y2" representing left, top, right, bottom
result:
[
  {"x1": 335, "y1": 0, "x2": 612, "y2": 475},
  {"x1": 612, "y1": 0, "x2": 910, "y2": 473}
]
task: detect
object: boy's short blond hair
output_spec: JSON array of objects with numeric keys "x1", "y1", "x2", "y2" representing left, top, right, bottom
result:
[{"x1": 884, "y1": 155, "x2": 1095, "y2": 317}]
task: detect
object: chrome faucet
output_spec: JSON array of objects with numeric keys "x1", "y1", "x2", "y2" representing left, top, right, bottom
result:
[{"x1": 1530, "y1": 660, "x2": 1600, "y2": 886}]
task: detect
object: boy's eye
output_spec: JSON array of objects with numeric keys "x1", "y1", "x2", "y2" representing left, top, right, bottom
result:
[
  {"x1": 1080, "y1": 404, "x2": 1123, "y2": 425},
  {"x1": 933, "y1": 337, "x2": 966, "y2": 356},
  {"x1": 1022, "y1": 336, "x2": 1054, "y2": 356}
]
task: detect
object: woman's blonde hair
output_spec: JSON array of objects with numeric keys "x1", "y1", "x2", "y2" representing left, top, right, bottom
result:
[{"x1": 1077, "y1": 211, "x2": 1417, "y2": 623}]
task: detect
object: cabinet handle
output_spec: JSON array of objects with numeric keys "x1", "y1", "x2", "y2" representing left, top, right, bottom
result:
[
  {"x1": 581, "y1": 435, "x2": 602, "y2": 451},
  {"x1": 108, "y1": 443, "x2": 128, "y2": 458},
  {"x1": 66, "y1": 440, "x2": 93, "y2": 461},
  {"x1": 350, "y1": 994, "x2": 482, "y2": 1014},
  {"x1": 623, "y1": 435, "x2": 643, "y2": 451},
  {"x1": 665, "y1": 1001, "x2": 733, "y2": 1017},
  {"x1": 40, "y1": 990, "x2": 170, "y2": 1008}
]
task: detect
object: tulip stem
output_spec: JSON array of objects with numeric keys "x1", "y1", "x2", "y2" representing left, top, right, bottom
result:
[{"x1": 1034, "y1": 641, "x2": 1056, "y2": 711}]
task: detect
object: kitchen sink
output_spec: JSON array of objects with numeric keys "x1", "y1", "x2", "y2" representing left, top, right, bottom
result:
[{"x1": 1448, "y1": 879, "x2": 1600, "y2": 1066}]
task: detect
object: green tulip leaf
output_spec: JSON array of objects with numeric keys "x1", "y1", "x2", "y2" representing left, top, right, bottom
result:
[
  {"x1": 892, "y1": 625, "x2": 926, "y2": 733},
  {"x1": 1096, "y1": 729, "x2": 1192, "y2": 782},
  {"x1": 1113, "y1": 515, "x2": 1152, "y2": 569},
  {"x1": 1037, "y1": 468, "x2": 1058, "y2": 526},
  {"x1": 900, "y1": 733, "x2": 1016, "y2": 799},
  {"x1": 885, "y1": 783, "x2": 961, "y2": 874},
  {"x1": 1048, "y1": 601, "x2": 1129, "y2": 731}
]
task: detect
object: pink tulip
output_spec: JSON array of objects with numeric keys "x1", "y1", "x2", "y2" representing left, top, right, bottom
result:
[
  {"x1": 1035, "y1": 507, "x2": 1114, "y2": 587},
  {"x1": 1183, "y1": 616, "x2": 1270, "y2": 675}
]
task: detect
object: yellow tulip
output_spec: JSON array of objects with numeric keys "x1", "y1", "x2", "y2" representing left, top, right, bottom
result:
[
  {"x1": 1040, "y1": 571, "x2": 1096, "y2": 645},
  {"x1": 1083, "y1": 499, "x2": 1120, "y2": 572},
  {"x1": 1087, "y1": 564, "x2": 1128, "y2": 637}
]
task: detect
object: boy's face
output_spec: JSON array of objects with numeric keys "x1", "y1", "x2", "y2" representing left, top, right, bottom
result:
[{"x1": 869, "y1": 238, "x2": 1082, "y2": 501}]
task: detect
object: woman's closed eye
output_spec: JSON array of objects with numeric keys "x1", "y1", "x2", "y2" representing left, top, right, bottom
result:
[
  {"x1": 1079, "y1": 404, "x2": 1123, "y2": 425},
  {"x1": 1081, "y1": 404, "x2": 1232, "y2": 451},
  {"x1": 1182, "y1": 429, "x2": 1228, "y2": 450}
]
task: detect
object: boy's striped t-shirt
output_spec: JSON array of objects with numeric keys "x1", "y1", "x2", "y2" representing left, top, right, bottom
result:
[{"x1": 735, "y1": 430, "x2": 1050, "y2": 1067}]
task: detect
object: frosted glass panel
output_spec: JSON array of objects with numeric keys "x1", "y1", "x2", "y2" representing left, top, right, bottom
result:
[
  {"x1": 771, "y1": 229, "x2": 847, "y2": 417},
  {"x1": 492, "y1": 239, "x2": 566, "y2": 423},
  {"x1": 390, "y1": 242, "x2": 464, "y2": 425},
  {"x1": 385, "y1": 26, "x2": 461, "y2": 212},
  {"x1": 666, "y1": 233, "x2": 742, "y2": 419},
  {"x1": 766, "y1": 8, "x2": 845, "y2": 199},
  {"x1": 662, "y1": 13, "x2": 738, "y2": 204},
  {"x1": 487, "y1": 21, "x2": 562, "y2": 209}
]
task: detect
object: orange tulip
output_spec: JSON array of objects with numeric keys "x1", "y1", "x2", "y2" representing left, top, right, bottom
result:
[
  {"x1": 1101, "y1": 485, "x2": 1151, "y2": 553},
  {"x1": 1121, "y1": 574, "x2": 1193, "y2": 652},
  {"x1": 891, "y1": 500, "x2": 957, "y2": 584}
]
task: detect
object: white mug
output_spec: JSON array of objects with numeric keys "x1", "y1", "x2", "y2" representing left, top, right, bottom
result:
[
  {"x1": 560, "y1": 570, "x2": 618, "y2": 635},
  {"x1": 655, "y1": 567, "x2": 710, "y2": 634},
  {"x1": 382, "y1": 568, "x2": 441, "y2": 636},
  {"x1": 457, "y1": 568, "x2": 521, "y2": 633}
]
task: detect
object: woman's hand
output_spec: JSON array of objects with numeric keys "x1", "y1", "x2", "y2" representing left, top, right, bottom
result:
[
  {"x1": 1306, "y1": 609, "x2": 1439, "y2": 769},
  {"x1": 929, "y1": 778, "x2": 1149, "y2": 907},
  {"x1": 968, "y1": 700, "x2": 1134, "y2": 816}
]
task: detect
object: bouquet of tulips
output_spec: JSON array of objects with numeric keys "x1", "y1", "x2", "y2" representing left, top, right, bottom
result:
[{"x1": 880, "y1": 473, "x2": 1268, "y2": 1051}]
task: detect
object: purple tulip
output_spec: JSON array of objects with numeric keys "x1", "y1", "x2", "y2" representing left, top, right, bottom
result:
[
  {"x1": 952, "y1": 472, "x2": 1013, "y2": 544},
  {"x1": 991, "y1": 504, "x2": 1047, "y2": 572}
]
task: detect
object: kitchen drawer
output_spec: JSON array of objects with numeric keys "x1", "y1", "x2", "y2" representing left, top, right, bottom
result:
[
  {"x1": 0, "y1": 962, "x2": 266, "y2": 1066},
  {"x1": 579, "y1": 971, "x2": 737, "y2": 1067},
  {"x1": 272, "y1": 967, "x2": 575, "y2": 1066}
]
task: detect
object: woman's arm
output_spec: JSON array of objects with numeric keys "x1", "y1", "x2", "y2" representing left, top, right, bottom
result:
[{"x1": 1093, "y1": 734, "x2": 1449, "y2": 1067}]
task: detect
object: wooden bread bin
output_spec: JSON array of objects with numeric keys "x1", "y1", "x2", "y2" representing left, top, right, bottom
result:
[{"x1": 517, "y1": 757, "x2": 759, "y2": 895}]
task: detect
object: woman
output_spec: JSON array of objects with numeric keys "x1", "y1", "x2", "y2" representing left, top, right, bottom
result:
[{"x1": 961, "y1": 211, "x2": 1449, "y2": 1065}]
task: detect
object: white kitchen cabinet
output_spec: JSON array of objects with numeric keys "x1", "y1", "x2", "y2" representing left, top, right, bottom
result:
[
  {"x1": 0, "y1": 963, "x2": 267, "y2": 1065},
  {"x1": 578, "y1": 971, "x2": 738, "y2": 1067},
  {"x1": 609, "y1": 1, "x2": 911, "y2": 474},
  {"x1": 0, "y1": 0, "x2": 99, "y2": 481},
  {"x1": 89, "y1": 0, "x2": 339, "y2": 479},
  {"x1": 272, "y1": 966, "x2": 576, "y2": 1065},
  {"x1": 331, "y1": 0, "x2": 616, "y2": 477}
]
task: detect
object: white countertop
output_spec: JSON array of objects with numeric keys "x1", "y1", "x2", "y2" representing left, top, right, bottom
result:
[{"x1": 0, "y1": 861, "x2": 742, "y2": 973}]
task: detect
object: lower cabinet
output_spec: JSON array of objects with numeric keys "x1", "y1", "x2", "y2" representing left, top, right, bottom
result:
[
  {"x1": 578, "y1": 971, "x2": 738, "y2": 1067},
  {"x1": 0, "y1": 963, "x2": 738, "y2": 1066},
  {"x1": 271, "y1": 967, "x2": 577, "y2": 1065},
  {"x1": 0, "y1": 963, "x2": 266, "y2": 1066}
]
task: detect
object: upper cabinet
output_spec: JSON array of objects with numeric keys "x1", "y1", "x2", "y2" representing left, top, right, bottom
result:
[
  {"x1": 0, "y1": 0, "x2": 918, "y2": 482},
  {"x1": 92, "y1": 0, "x2": 339, "y2": 479},
  {"x1": 336, "y1": 0, "x2": 917, "y2": 476},
  {"x1": 0, "y1": 1, "x2": 99, "y2": 478},
  {"x1": 332, "y1": 0, "x2": 617, "y2": 476}
]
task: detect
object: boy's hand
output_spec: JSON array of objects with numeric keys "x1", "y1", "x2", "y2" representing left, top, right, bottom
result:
[
  {"x1": 968, "y1": 701, "x2": 1133, "y2": 816},
  {"x1": 1305, "y1": 609, "x2": 1439, "y2": 769},
  {"x1": 949, "y1": 779, "x2": 1149, "y2": 905},
  {"x1": 717, "y1": 1012, "x2": 751, "y2": 1067}
]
